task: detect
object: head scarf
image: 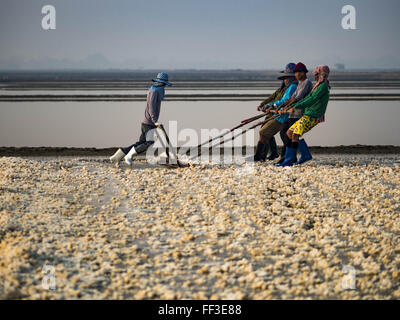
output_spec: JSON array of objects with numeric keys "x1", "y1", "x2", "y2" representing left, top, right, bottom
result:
[
  {"x1": 285, "y1": 77, "x2": 298, "y2": 87},
  {"x1": 149, "y1": 83, "x2": 166, "y2": 100},
  {"x1": 312, "y1": 65, "x2": 330, "y2": 123},
  {"x1": 312, "y1": 65, "x2": 330, "y2": 91},
  {"x1": 279, "y1": 77, "x2": 297, "y2": 91}
]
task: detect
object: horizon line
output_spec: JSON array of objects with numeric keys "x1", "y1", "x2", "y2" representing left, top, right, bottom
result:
[{"x1": 1, "y1": 68, "x2": 400, "y2": 73}]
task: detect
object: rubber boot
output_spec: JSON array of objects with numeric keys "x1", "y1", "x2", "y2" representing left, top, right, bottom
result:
[
  {"x1": 124, "y1": 146, "x2": 137, "y2": 165},
  {"x1": 254, "y1": 142, "x2": 268, "y2": 162},
  {"x1": 260, "y1": 144, "x2": 269, "y2": 162},
  {"x1": 295, "y1": 139, "x2": 312, "y2": 165},
  {"x1": 110, "y1": 148, "x2": 126, "y2": 163},
  {"x1": 276, "y1": 147, "x2": 297, "y2": 167},
  {"x1": 266, "y1": 137, "x2": 279, "y2": 161}
]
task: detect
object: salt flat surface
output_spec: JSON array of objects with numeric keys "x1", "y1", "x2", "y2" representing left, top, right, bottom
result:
[{"x1": 0, "y1": 155, "x2": 399, "y2": 299}]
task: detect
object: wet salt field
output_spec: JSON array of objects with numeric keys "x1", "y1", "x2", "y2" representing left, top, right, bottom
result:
[
  {"x1": 1, "y1": 100, "x2": 400, "y2": 148},
  {"x1": 1, "y1": 78, "x2": 400, "y2": 148}
]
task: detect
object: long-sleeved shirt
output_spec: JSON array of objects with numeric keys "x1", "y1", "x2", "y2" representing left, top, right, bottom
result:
[
  {"x1": 273, "y1": 83, "x2": 298, "y2": 124},
  {"x1": 288, "y1": 78, "x2": 313, "y2": 119},
  {"x1": 293, "y1": 82, "x2": 330, "y2": 119},
  {"x1": 259, "y1": 86, "x2": 286, "y2": 107},
  {"x1": 142, "y1": 84, "x2": 164, "y2": 125}
]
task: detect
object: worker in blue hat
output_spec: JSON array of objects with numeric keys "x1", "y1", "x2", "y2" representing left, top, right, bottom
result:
[
  {"x1": 110, "y1": 72, "x2": 172, "y2": 165},
  {"x1": 254, "y1": 63, "x2": 296, "y2": 162}
]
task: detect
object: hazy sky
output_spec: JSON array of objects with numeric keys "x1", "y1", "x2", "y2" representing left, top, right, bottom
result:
[{"x1": 0, "y1": 0, "x2": 399, "y2": 69}]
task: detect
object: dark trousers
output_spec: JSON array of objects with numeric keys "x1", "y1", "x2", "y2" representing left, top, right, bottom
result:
[
  {"x1": 280, "y1": 118, "x2": 299, "y2": 148},
  {"x1": 122, "y1": 123, "x2": 157, "y2": 154},
  {"x1": 268, "y1": 137, "x2": 278, "y2": 155}
]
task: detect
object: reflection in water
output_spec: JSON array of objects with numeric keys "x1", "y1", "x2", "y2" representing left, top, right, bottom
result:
[{"x1": 0, "y1": 100, "x2": 399, "y2": 147}]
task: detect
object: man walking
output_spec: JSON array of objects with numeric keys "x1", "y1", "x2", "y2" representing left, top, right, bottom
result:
[{"x1": 110, "y1": 72, "x2": 172, "y2": 165}]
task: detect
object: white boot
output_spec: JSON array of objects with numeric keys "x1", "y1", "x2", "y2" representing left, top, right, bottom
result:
[
  {"x1": 110, "y1": 148, "x2": 126, "y2": 163},
  {"x1": 124, "y1": 147, "x2": 137, "y2": 165},
  {"x1": 157, "y1": 151, "x2": 169, "y2": 164}
]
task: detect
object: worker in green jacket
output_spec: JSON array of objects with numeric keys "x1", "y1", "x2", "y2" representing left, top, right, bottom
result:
[{"x1": 279, "y1": 65, "x2": 331, "y2": 166}]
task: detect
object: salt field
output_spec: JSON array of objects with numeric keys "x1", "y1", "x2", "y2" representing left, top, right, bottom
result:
[
  {"x1": 0, "y1": 155, "x2": 399, "y2": 299},
  {"x1": 1, "y1": 73, "x2": 400, "y2": 301}
]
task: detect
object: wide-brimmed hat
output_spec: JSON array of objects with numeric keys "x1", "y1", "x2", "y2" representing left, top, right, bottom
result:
[
  {"x1": 278, "y1": 72, "x2": 295, "y2": 80},
  {"x1": 294, "y1": 62, "x2": 308, "y2": 73},
  {"x1": 278, "y1": 62, "x2": 296, "y2": 80},
  {"x1": 280, "y1": 62, "x2": 296, "y2": 73},
  {"x1": 152, "y1": 72, "x2": 172, "y2": 86}
]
